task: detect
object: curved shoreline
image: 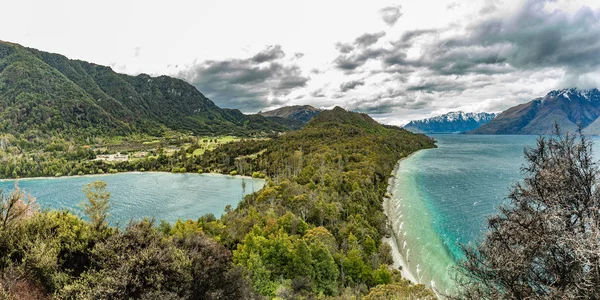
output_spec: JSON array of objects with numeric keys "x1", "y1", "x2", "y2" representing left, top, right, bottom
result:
[
  {"x1": 382, "y1": 151, "x2": 423, "y2": 284},
  {"x1": 0, "y1": 171, "x2": 258, "y2": 182}
]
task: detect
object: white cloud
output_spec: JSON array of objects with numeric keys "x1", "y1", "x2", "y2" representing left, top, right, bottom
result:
[{"x1": 0, "y1": 0, "x2": 598, "y2": 124}]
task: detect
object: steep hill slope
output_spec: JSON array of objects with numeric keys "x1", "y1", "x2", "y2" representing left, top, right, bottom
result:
[
  {"x1": 404, "y1": 111, "x2": 496, "y2": 133},
  {"x1": 0, "y1": 40, "x2": 289, "y2": 140},
  {"x1": 471, "y1": 88, "x2": 600, "y2": 134}
]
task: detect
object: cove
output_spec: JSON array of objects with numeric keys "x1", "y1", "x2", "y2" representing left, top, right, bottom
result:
[{"x1": 0, "y1": 172, "x2": 264, "y2": 226}]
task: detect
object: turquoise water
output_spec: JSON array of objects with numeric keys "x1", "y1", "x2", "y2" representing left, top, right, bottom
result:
[
  {"x1": 0, "y1": 172, "x2": 264, "y2": 226},
  {"x1": 391, "y1": 135, "x2": 547, "y2": 293}
]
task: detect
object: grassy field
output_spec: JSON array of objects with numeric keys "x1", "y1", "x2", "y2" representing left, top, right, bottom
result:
[
  {"x1": 95, "y1": 135, "x2": 267, "y2": 160},
  {"x1": 192, "y1": 136, "x2": 242, "y2": 157}
]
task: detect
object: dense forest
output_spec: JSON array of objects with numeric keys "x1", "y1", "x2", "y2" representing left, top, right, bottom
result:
[{"x1": 0, "y1": 107, "x2": 437, "y2": 299}]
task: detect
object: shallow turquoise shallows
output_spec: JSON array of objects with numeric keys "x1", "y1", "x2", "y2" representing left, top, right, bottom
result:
[
  {"x1": 390, "y1": 134, "x2": 590, "y2": 294},
  {"x1": 0, "y1": 172, "x2": 264, "y2": 226}
]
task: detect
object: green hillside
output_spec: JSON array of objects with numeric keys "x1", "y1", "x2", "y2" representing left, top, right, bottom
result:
[{"x1": 0, "y1": 40, "x2": 290, "y2": 143}]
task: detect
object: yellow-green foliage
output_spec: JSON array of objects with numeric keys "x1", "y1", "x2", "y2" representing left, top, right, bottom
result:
[
  {"x1": 363, "y1": 280, "x2": 436, "y2": 300},
  {"x1": 211, "y1": 108, "x2": 436, "y2": 298}
]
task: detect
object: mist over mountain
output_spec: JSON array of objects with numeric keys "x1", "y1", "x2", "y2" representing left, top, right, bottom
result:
[{"x1": 404, "y1": 111, "x2": 496, "y2": 133}]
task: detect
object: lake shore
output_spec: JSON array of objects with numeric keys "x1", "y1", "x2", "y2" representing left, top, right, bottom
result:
[
  {"x1": 0, "y1": 171, "x2": 258, "y2": 182},
  {"x1": 382, "y1": 151, "x2": 423, "y2": 284}
]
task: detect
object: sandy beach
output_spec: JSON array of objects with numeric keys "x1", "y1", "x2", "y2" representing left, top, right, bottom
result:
[{"x1": 382, "y1": 151, "x2": 422, "y2": 284}]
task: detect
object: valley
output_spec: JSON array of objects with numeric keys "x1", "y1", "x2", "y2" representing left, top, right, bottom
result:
[{"x1": 2, "y1": 0, "x2": 599, "y2": 296}]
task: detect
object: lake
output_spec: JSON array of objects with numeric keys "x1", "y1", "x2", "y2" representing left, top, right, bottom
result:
[
  {"x1": 390, "y1": 134, "x2": 600, "y2": 293},
  {"x1": 0, "y1": 172, "x2": 264, "y2": 226}
]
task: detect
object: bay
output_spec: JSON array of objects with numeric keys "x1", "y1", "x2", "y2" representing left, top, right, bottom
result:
[{"x1": 0, "y1": 172, "x2": 264, "y2": 226}]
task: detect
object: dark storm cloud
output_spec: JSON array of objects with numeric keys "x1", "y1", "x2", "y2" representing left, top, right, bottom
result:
[
  {"x1": 380, "y1": 5, "x2": 403, "y2": 26},
  {"x1": 340, "y1": 80, "x2": 365, "y2": 92},
  {"x1": 355, "y1": 32, "x2": 386, "y2": 47},
  {"x1": 178, "y1": 45, "x2": 308, "y2": 112}
]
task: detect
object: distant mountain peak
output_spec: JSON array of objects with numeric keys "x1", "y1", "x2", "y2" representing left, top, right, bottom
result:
[
  {"x1": 471, "y1": 87, "x2": 600, "y2": 135},
  {"x1": 259, "y1": 105, "x2": 321, "y2": 124},
  {"x1": 404, "y1": 111, "x2": 496, "y2": 133},
  {"x1": 546, "y1": 88, "x2": 600, "y2": 102}
]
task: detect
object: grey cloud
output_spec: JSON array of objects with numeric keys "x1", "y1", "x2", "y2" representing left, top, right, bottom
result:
[
  {"x1": 355, "y1": 32, "x2": 386, "y2": 47},
  {"x1": 406, "y1": 82, "x2": 467, "y2": 93},
  {"x1": 334, "y1": 48, "x2": 388, "y2": 71},
  {"x1": 479, "y1": 3, "x2": 497, "y2": 15},
  {"x1": 335, "y1": 42, "x2": 354, "y2": 54},
  {"x1": 349, "y1": 98, "x2": 397, "y2": 114},
  {"x1": 337, "y1": 0, "x2": 600, "y2": 80},
  {"x1": 333, "y1": 29, "x2": 419, "y2": 72},
  {"x1": 278, "y1": 75, "x2": 309, "y2": 90},
  {"x1": 340, "y1": 80, "x2": 365, "y2": 92},
  {"x1": 405, "y1": 73, "x2": 499, "y2": 94},
  {"x1": 251, "y1": 45, "x2": 285, "y2": 63},
  {"x1": 178, "y1": 45, "x2": 309, "y2": 112},
  {"x1": 380, "y1": 5, "x2": 403, "y2": 26},
  {"x1": 422, "y1": 1, "x2": 600, "y2": 75},
  {"x1": 446, "y1": 2, "x2": 460, "y2": 10},
  {"x1": 328, "y1": 0, "x2": 600, "y2": 117},
  {"x1": 310, "y1": 89, "x2": 326, "y2": 98},
  {"x1": 348, "y1": 89, "x2": 432, "y2": 114},
  {"x1": 399, "y1": 29, "x2": 437, "y2": 43}
]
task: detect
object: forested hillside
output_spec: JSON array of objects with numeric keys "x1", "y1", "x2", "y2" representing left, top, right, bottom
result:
[
  {"x1": 0, "y1": 107, "x2": 437, "y2": 299},
  {"x1": 0, "y1": 40, "x2": 290, "y2": 143}
]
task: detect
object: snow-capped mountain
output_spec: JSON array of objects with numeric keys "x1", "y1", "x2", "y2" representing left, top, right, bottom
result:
[
  {"x1": 404, "y1": 111, "x2": 497, "y2": 133},
  {"x1": 472, "y1": 88, "x2": 600, "y2": 135}
]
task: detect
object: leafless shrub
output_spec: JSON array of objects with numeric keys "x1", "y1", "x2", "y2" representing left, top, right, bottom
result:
[
  {"x1": 0, "y1": 183, "x2": 38, "y2": 229},
  {"x1": 454, "y1": 128, "x2": 600, "y2": 299}
]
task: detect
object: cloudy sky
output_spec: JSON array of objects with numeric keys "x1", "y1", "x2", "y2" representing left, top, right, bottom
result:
[{"x1": 2, "y1": 0, "x2": 599, "y2": 125}]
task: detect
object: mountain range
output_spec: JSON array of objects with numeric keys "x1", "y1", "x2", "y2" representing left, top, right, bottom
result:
[
  {"x1": 404, "y1": 111, "x2": 496, "y2": 133},
  {"x1": 471, "y1": 88, "x2": 600, "y2": 135},
  {"x1": 0, "y1": 40, "x2": 291, "y2": 140}
]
